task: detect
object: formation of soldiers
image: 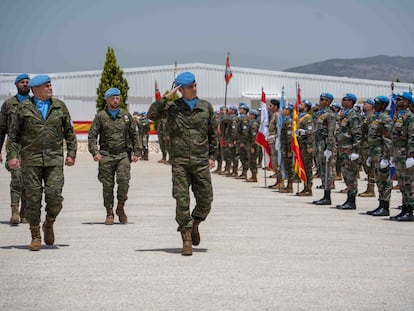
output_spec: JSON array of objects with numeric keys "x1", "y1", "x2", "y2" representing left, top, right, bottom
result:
[{"x1": 211, "y1": 91, "x2": 414, "y2": 222}]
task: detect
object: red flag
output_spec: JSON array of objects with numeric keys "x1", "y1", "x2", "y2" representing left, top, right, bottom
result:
[
  {"x1": 224, "y1": 52, "x2": 233, "y2": 85},
  {"x1": 155, "y1": 80, "x2": 161, "y2": 101},
  {"x1": 255, "y1": 89, "x2": 273, "y2": 170},
  {"x1": 291, "y1": 84, "x2": 307, "y2": 183}
]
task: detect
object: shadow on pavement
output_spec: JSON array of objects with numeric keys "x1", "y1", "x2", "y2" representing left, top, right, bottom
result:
[
  {"x1": 136, "y1": 248, "x2": 208, "y2": 254},
  {"x1": 0, "y1": 244, "x2": 70, "y2": 250}
]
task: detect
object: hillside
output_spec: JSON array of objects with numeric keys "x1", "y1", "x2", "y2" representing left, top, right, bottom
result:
[{"x1": 284, "y1": 55, "x2": 414, "y2": 83}]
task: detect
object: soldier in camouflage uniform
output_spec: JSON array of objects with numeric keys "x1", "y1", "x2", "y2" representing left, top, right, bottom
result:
[
  {"x1": 245, "y1": 109, "x2": 260, "y2": 182},
  {"x1": 335, "y1": 93, "x2": 362, "y2": 210},
  {"x1": 157, "y1": 118, "x2": 169, "y2": 164},
  {"x1": 223, "y1": 105, "x2": 239, "y2": 177},
  {"x1": 235, "y1": 103, "x2": 250, "y2": 179},
  {"x1": 313, "y1": 93, "x2": 337, "y2": 205},
  {"x1": 279, "y1": 103, "x2": 294, "y2": 193},
  {"x1": 359, "y1": 98, "x2": 376, "y2": 197},
  {"x1": 136, "y1": 112, "x2": 150, "y2": 160},
  {"x1": 267, "y1": 99, "x2": 283, "y2": 189},
  {"x1": 389, "y1": 92, "x2": 414, "y2": 221},
  {"x1": 88, "y1": 88, "x2": 141, "y2": 226},
  {"x1": 296, "y1": 99, "x2": 315, "y2": 196},
  {"x1": 0, "y1": 74, "x2": 30, "y2": 225},
  {"x1": 7, "y1": 75, "x2": 77, "y2": 251},
  {"x1": 213, "y1": 106, "x2": 226, "y2": 173},
  {"x1": 365, "y1": 96, "x2": 393, "y2": 216},
  {"x1": 147, "y1": 72, "x2": 217, "y2": 256}
]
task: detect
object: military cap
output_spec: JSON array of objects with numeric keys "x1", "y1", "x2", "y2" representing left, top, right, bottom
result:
[
  {"x1": 302, "y1": 99, "x2": 313, "y2": 108},
  {"x1": 374, "y1": 96, "x2": 389, "y2": 105},
  {"x1": 29, "y1": 75, "x2": 50, "y2": 87},
  {"x1": 363, "y1": 98, "x2": 375, "y2": 105},
  {"x1": 175, "y1": 71, "x2": 195, "y2": 88},
  {"x1": 397, "y1": 92, "x2": 412, "y2": 102},
  {"x1": 283, "y1": 102, "x2": 293, "y2": 110},
  {"x1": 249, "y1": 109, "x2": 259, "y2": 117},
  {"x1": 343, "y1": 93, "x2": 357, "y2": 103},
  {"x1": 320, "y1": 92, "x2": 334, "y2": 100},
  {"x1": 330, "y1": 102, "x2": 342, "y2": 109},
  {"x1": 15, "y1": 73, "x2": 29, "y2": 84},
  {"x1": 105, "y1": 87, "x2": 121, "y2": 98}
]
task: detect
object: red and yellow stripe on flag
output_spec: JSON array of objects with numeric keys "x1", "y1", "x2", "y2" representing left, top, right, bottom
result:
[
  {"x1": 73, "y1": 121, "x2": 92, "y2": 134},
  {"x1": 291, "y1": 84, "x2": 307, "y2": 183}
]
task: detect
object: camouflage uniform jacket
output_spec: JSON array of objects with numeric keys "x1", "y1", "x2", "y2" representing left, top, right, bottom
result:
[
  {"x1": 247, "y1": 119, "x2": 259, "y2": 147},
  {"x1": 223, "y1": 113, "x2": 239, "y2": 146},
  {"x1": 268, "y1": 111, "x2": 278, "y2": 144},
  {"x1": 7, "y1": 97, "x2": 77, "y2": 166},
  {"x1": 367, "y1": 112, "x2": 393, "y2": 159},
  {"x1": 314, "y1": 107, "x2": 336, "y2": 151},
  {"x1": 238, "y1": 114, "x2": 250, "y2": 144},
  {"x1": 0, "y1": 95, "x2": 21, "y2": 152},
  {"x1": 88, "y1": 109, "x2": 141, "y2": 157},
  {"x1": 147, "y1": 97, "x2": 217, "y2": 164},
  {"x1": 281, "y1": 117, "x2": 292, "y2": 156},
  {"x1": 297, "y1": 112, "x2": 314, "y2": 150},
  {"x1": 392, "y1": 110, "x2": 414, "y2": 158},
  {"x1": 336, "y1": 109, "x2": 362, "y2": 154}
]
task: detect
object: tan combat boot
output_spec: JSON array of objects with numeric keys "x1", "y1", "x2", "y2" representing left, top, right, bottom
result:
[
  {"x1": 358, "y1": 182, "x2": 375, "y2": 197},
  {"x1": 246, "y1": 172, "x2": 258, "y2": 182},
  {"x1": 29, "y1": 225, "x2": 41, "y2": 251},
  {"x1": 279, "y1": 180, "x2": 293, "y2": 193},
  {"x1": 297, "y1": 185, "x2": 313, "y2": 196},
  {"x1": 115, "y1": 202, "x2": 128, "y2": 224},
  {"x1": 181, "y1": 229, "x2": 193, "y2": 256},
  {"x1": 10, "y1": 202, "x2": 20, "y2": 225},
  {"x1": 191, "y1": 220, "x2": 201, "y2": 246},
  {"x1": 105, "y1": 208, "x2": 114, "y2": 225},
  {"x1": 42, "y1": 216, "x2": 55, "y2": 245},
  {"x1": 235, "y1": 169, "x2": 247, "y2": 179}
]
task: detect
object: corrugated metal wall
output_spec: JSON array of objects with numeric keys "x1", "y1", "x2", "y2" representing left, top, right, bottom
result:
[{"x1": 1, "y1": 63, "x2": 412, "y2": 121}]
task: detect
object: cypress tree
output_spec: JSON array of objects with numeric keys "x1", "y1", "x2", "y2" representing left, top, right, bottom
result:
[{"x1": 96, "y1": 47, "x2": 129, "y2": 111}]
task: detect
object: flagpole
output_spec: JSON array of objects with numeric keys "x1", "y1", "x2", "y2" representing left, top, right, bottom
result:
[{"x1": 170, "y1": 60, "x2": 177, "y2": 90}]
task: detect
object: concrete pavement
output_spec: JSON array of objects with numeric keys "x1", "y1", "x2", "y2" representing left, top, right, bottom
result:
[{"x1": 0, "y1": 151, "x2": 413, "y2": 310}]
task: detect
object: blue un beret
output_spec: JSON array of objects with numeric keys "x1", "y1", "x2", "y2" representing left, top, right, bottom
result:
[
  {"x1": 302, "y1": 99, "x2": 313, "y2": 108},
  {"x1": 374, "y1": 96, "x2": 390, "y2": 105},
  {"x1": 29, "y1": 75, "x2": 50, "y2": 87},
  {"x1": 397, "y1": 92, "x2": 412, "y2": 102},
  {"x1": 249, "y1": 109, "x2": 259, "y2": 117},
  {"x1": 330, "y1": 102, "x2": 342, "y2": 109},
  {"x1": 175, "y1": 71, "x2": 196, "y2": 88},
  {"x1": 363, "y1": 98, "x2": 375, "y2": 105},
  {"x1": 105, "y1": 87, "x2": 121, "y2": 98},
  {"x1": 228, "y1": 105, "x2": 238, "y2": 112},
  {"x1": 15, "y1": 73, "x2": 29, "y2": 84},
  {"x1": 320, "y1": 92, "x2": 334, "y2": 100},
  {"x1": 239, "y1": 102, "x2": 250, "y2": 111},
  {"x1": 343, "y1": 93, "x2": 357, "y2": 103}
]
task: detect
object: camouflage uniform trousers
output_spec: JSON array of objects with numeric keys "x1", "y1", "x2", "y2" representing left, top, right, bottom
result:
[
  {"x1": 394, "y1": 156, "x2": 414, "y2": 208},
  {"x1": 215, "y1": 142, "x2": 223, "y2": 168},
  {"x1": 22, "y1": 165, "x2": 64, "y2": 226},
  {"x1": 269, "y1": 137, "x2": 281, "y2": 176},
  {"x1": 248, "y1": 145, "x2": 258, "y2": 174},
  {"x1": 5, "y1": 160, "x2": 25, "y2": 206},
  {"x1": 98, "y1": 153, "x2": 131, "y2": 209},
  {"x1": 339, "y1": 152, "x2": 360, "y2": 196},
  {"x1": 315, "y1": 140, "x2": 336, "y2": 190},
  {"x1": 361, "y1": 148, "x2": 375, "y2": 183},
  {"x1": 282, "y1": 152, "x2": 294, "y2": 181},
  {"x1": 224, "y1": 145, "x2": 238, "y2": 172},
  {"x1": 172, "y1": 163, "x2": 213, "y2": 232},
  {"x1": 372, "y1": 159, "x2": 392, "y2": 201},
  {"x1": 239, "y1": 145, "x2": 249, "y2": 171},
  {"x1": 299, "y1": 145, "x2": 313, "y2": 188}
]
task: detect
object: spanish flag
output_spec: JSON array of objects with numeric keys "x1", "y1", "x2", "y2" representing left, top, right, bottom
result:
[{"x1": 291, "y1": 83, "x2": 307, "y2": 183}]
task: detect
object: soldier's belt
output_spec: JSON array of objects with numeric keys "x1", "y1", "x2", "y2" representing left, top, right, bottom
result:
[{"x1": 100, "y1": 149, "x2": 127, "y2": 156}]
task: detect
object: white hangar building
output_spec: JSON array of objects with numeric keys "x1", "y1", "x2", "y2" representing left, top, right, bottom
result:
[{"x1": 1, "y1": 62, "x2": 412, "y2": 123}]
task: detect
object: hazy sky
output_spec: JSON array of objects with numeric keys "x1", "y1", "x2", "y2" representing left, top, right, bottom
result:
[{"x1": 1, "y1": 0, "x2": 413, "y2": 74}]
